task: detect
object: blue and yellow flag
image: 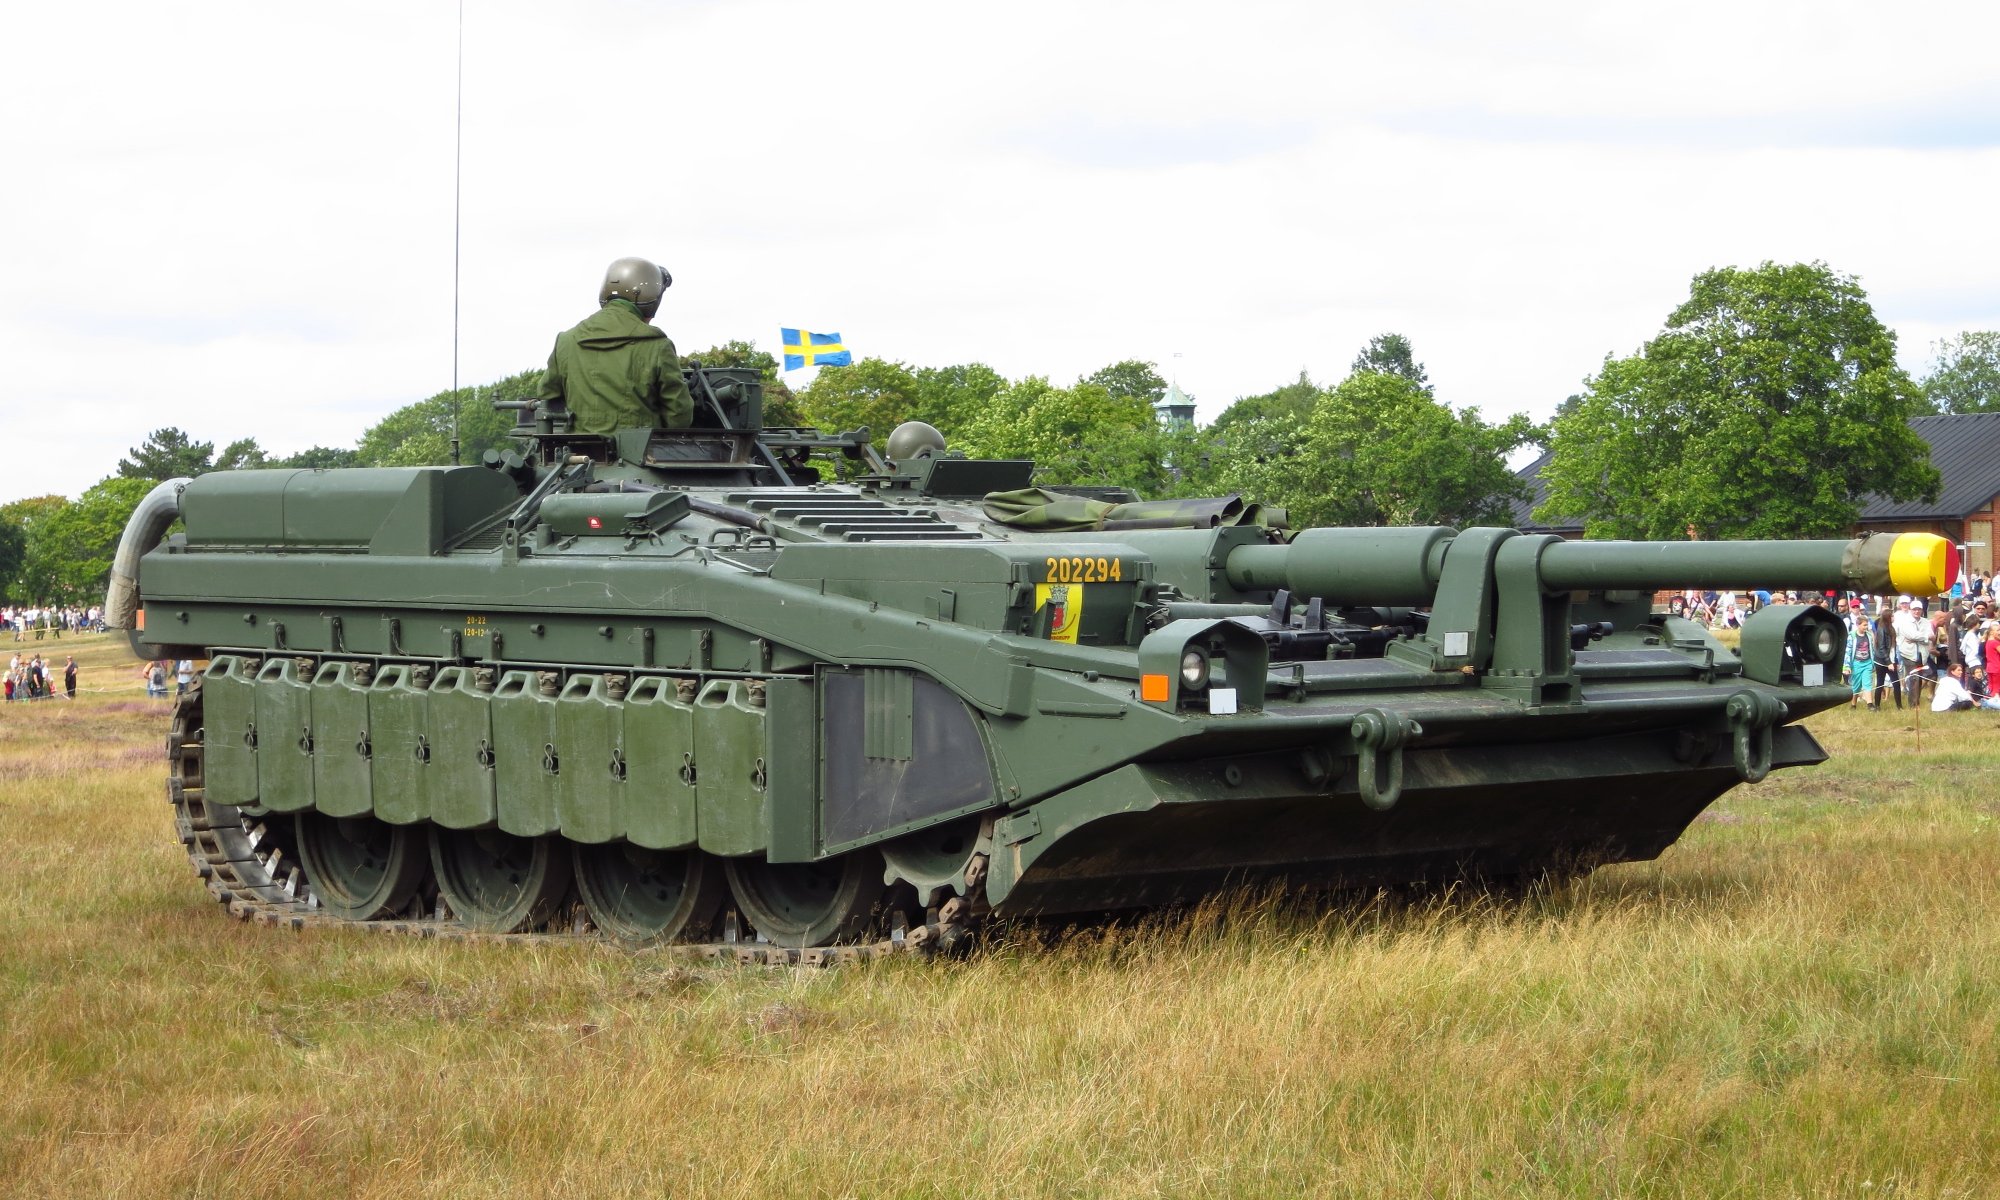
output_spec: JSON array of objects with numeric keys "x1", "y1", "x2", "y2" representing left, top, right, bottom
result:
[{"x1": 781, "y1": 328, "x2": 852, "y2": 371}]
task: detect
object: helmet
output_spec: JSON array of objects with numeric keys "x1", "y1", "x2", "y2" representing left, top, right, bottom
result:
[
  {"x1": 598, "y1": 256, "x2": 672, "y2": 321},
  {"x1": 886, "y1": 421, "x2": 947, "y2": 463}
]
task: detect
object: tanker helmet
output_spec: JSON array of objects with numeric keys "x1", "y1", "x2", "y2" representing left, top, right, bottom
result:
[
  {"x1": 598, "y1": 256, "x2": 672, "y2": 321},
  {"x1": 886, "y1": 420, "x2": 948, "y2": 464}
]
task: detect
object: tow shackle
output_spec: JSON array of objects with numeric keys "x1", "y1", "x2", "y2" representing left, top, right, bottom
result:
[
  {"x1": 1351, "y1": 708, "x2": 1423, "y2": 811},
  {"x1": 1724, "y1": 691, "x2": 1788, "y2": 783}
]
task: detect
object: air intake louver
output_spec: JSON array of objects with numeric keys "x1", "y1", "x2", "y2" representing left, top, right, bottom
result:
[{"x1": 724, "y1": 491, "x2": 985, "y2": 542}]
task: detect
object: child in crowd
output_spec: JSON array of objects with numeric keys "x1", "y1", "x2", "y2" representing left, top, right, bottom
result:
[{"x1": 1847, "y1": 602, "x2": 1877, "y2": 708}]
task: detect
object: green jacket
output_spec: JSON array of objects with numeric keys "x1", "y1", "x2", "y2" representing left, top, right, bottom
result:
[{"x1": 535, "y1": 298, "x2": 692, "y2": 435}]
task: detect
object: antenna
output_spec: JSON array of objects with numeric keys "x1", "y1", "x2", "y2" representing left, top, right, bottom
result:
[{"x1": 449, "y1": 0, "x2": 464, "y2": 465}]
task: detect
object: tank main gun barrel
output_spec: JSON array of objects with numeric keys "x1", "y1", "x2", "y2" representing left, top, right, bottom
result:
[{"x1": 1224, "y1": 528, "x2": 1956, "y2": 607}]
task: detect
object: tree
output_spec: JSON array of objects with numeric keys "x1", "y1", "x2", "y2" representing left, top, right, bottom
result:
[
  {"x1": 356, "y1": 368, "x2": 540, "y2": 467},
  {"x1": 1209, "y1": 370, "x2": 1320, "y2": 442},
  {"x1": 1919, "y1": 331, "x2": 2000, "y2": 414},
  {"x1": 1538, "y1": 261, "x2": 1938, "y2": 539},
  {"x1": 0, "y1": 515, "x2": 24, "y2": 602},
  {"x1": 1350, "y1": 334, "x2": 1431, "y2": 394},
  {"x1": 118, "y1": 428, "x2": 215, "y2": 481},
  {"x1": 1217, "y1": 372, "x2": 1533, "y2": 528},
  {"x1": 1078, "y1": 360, "x2": 1167, "y2": 406},
  {"x1": 957, "y1": 377, "x2": 1166, "y2": 490},
  {"x1": 912, "y1": 363, "x2": 1009, "y2": 434},
  {"x1": 214, "y1": 437, "x2": 268, "y2": 471},
  {"x1": 0, "y1": 495, "x2": 70, "y2": 601},
  {"x1": 273, "y1": 446, "x2": 364, "y2": 470},
  {"x1": 13, "y1": 478, "x2": 153, "y2": 604},
  {"x1": 793, "y1": 357, "x2": 924, "y2": 444}
]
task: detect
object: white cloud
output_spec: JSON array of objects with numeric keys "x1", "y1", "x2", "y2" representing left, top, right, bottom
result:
[{"x1": 2, "y1": 0, "x2": 1997, "y2": 500}]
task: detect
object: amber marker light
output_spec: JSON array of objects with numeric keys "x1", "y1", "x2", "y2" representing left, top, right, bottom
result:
[
  {"x1": 1140, "y1": 673, "x2": 1171, "y2": 703},
  {"x1": 1888, "y1": 533, "x2": 1955, "y2": 596}
]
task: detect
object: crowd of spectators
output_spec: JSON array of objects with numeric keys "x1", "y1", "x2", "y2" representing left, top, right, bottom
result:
[
  {"x1": 1845, "y1": 580, "x2": 2000, "y2": 713},
  {"x1": 5, "y1": 651, "x2": 76, "y2": 702},
  {"x1": 1674, "y1": 574, "x2": 2000, "y2": 714},
  {"x1": 1, "y1": 606, "x2": 102, "y2": 639}
]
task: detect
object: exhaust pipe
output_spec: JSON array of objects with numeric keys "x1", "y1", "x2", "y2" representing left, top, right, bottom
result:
[{"x1": 105, "y1": 477, "x2": 190, "y2": 631}]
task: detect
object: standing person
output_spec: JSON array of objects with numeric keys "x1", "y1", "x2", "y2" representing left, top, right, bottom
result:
[
  {"x1": 62, "y1": 655, "x2": 77, "y2": 700},
  {"x1": 1871, "y1": 604, "x2": 1902, "y2": 710},
  {"x1": 1932, "y1": 604, "x2": 1955, "y2": 683},
  {"x1": 174, "y1": 659, "x2": 193, "y2": 697},
  {"x1": 1894, "y1": 597, "x2": 1930, "y2": 707},
  {"x1": 1846, "y1": 602, "x2": 1877, "y2": 708},
  {"x1": 1943, "y1": 599, "x2": 1975, "y2": 670},
  {"x1": 533, "y1": 257, "x2": 692, "y2": 435},
  {"x1": 1982, "y1": 622, "x2": 2000, "y2": 700}
]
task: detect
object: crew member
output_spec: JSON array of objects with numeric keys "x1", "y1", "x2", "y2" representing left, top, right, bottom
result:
[{"x1": 535, "y1": 256, "x2": 692, "y2": 435}]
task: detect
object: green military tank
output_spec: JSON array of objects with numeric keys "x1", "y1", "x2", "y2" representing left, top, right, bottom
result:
[{"x1": 108, "y1": 367, "x2": 1954, "y2": 952}]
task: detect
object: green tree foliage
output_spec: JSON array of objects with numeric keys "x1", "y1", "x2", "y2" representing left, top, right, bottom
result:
[
  {"x1": 1350, "y1": 334, "x2": 1431, "y2": 393},
  {"x1": 1538, "y1": 261, "x2": 1939, "y2": 539},
  {"x1": 113, "y1": 429, "x2": 274, "y2": 480},
  {"x1": 12, "y1": 478, "x2": 154, "y2": 604},
  {"x1": 1216, "y1": 371, "x2": 1534, "y2": 528},
  {"x1": 793, "y1": 358, "x2": 924, "y2": 442},
  {"x1": 0, "y1": 496, "x2": 68, "y2": 533},
  {"x1": 1919, "y1": 331, "x2": 2000, "y2": 414},
  {"x1": 356, "y1": 368, "x2": 541, "y2": 467},
  {"x1": 272, "y1": 446, "x2": 364, "y2": 470},
  {"x1": 1078, "y1": 359, "x2": 1168, "y2": 406},
  {"x1": 1, "y1": 496, "x2": 71, "y2": 601},
  {"x1": 215, "y1": 437, "x2": 268, "y2": 471},
  {"x1": 957, "y1": 377, "x2": 1169, "y2": 490},
  {"x1": 1208, "y1": 370, "x2": 1319, "y2": 446},
  {"x1": 1149, "y1": 417, "x2": 1227, "y2": 499},
  {"x1": 117, "y1": 428, "x2": 217, "y2": 481},
  {"x1": 683, "y1": 339, "x2": 801, "y2": 427},
  {"x1": 912, "y1": 363, "x2": 1008, "y2": 434},
  {"x1": 0, "y1": 515, "x2": 24, "y2": 601}
]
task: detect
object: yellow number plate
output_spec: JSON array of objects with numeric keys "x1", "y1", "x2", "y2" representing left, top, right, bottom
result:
[{"x1": 1040, "y1": 556, "x2": 1125, "y2": 584}]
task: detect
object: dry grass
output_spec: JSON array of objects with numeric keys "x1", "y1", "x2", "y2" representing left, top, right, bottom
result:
[{"x1": 1, "y1": 635, "x2": 1997, "y2": 1197}]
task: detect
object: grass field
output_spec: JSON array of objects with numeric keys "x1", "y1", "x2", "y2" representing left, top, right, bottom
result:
[{"x1": 2, "y1": 633, "x2": 1996, "y2": 1198}]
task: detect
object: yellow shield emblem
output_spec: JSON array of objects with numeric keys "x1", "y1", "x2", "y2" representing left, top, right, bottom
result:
[{"x1": 1035, "y1": 583, "x2": 1082, "y2": 643}]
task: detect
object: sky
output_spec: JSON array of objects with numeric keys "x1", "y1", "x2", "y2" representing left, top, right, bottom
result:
[{"x1": 3, "y1": 0, "x2": 1998, "y2": 503}]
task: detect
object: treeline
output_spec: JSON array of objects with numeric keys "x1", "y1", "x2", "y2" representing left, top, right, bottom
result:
[
  {"x1": 788, "y1": 339, "x2": 1538, "y2": 529},
  {"x1": 6, "y1": 261, "x2": 2000, "y2": 606}
]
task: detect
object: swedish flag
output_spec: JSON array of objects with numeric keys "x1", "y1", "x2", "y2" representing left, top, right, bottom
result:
[{"x1": 781, "y1": 328, "x2": 852, "y2": 371}]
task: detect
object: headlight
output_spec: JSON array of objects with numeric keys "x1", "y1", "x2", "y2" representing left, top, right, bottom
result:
[
  {"x1": 1811, "y1": 624, "x2": 1839, "y2": 662},
  {"x1": 1180, "y1": 648, "x2": 1210, "y2": 690}
]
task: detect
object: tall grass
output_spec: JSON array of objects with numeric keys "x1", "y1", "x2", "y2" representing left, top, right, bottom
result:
[{"x1": 0, "y1": 635, "x2": 1995, "y2": 1197}]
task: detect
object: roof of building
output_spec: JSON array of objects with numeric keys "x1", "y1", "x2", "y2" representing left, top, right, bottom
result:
[
  {"x1": 1504, "y1": 448, "x2": 1577, "y2": 533},
  {"x1": 1505, "y1": 412, "x2": 2000, "y2": 531},
  {"x1": 1858, "y1": 412, "x2": 2000, "y2": 521}
]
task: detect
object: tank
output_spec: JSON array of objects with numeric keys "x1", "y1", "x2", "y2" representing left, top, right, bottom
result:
[{"x1": 108, "y1": 366, "x2": 1956, "y2": 951}]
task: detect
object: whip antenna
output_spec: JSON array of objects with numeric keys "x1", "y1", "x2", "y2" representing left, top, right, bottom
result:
[{"x1": 450, "y1": 0, "x2": 464, "y2": 465}]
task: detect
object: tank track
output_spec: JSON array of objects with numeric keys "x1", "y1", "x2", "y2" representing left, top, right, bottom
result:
[{"x1": 164, "y1": 686, "x2": 937, "y2": 966}]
